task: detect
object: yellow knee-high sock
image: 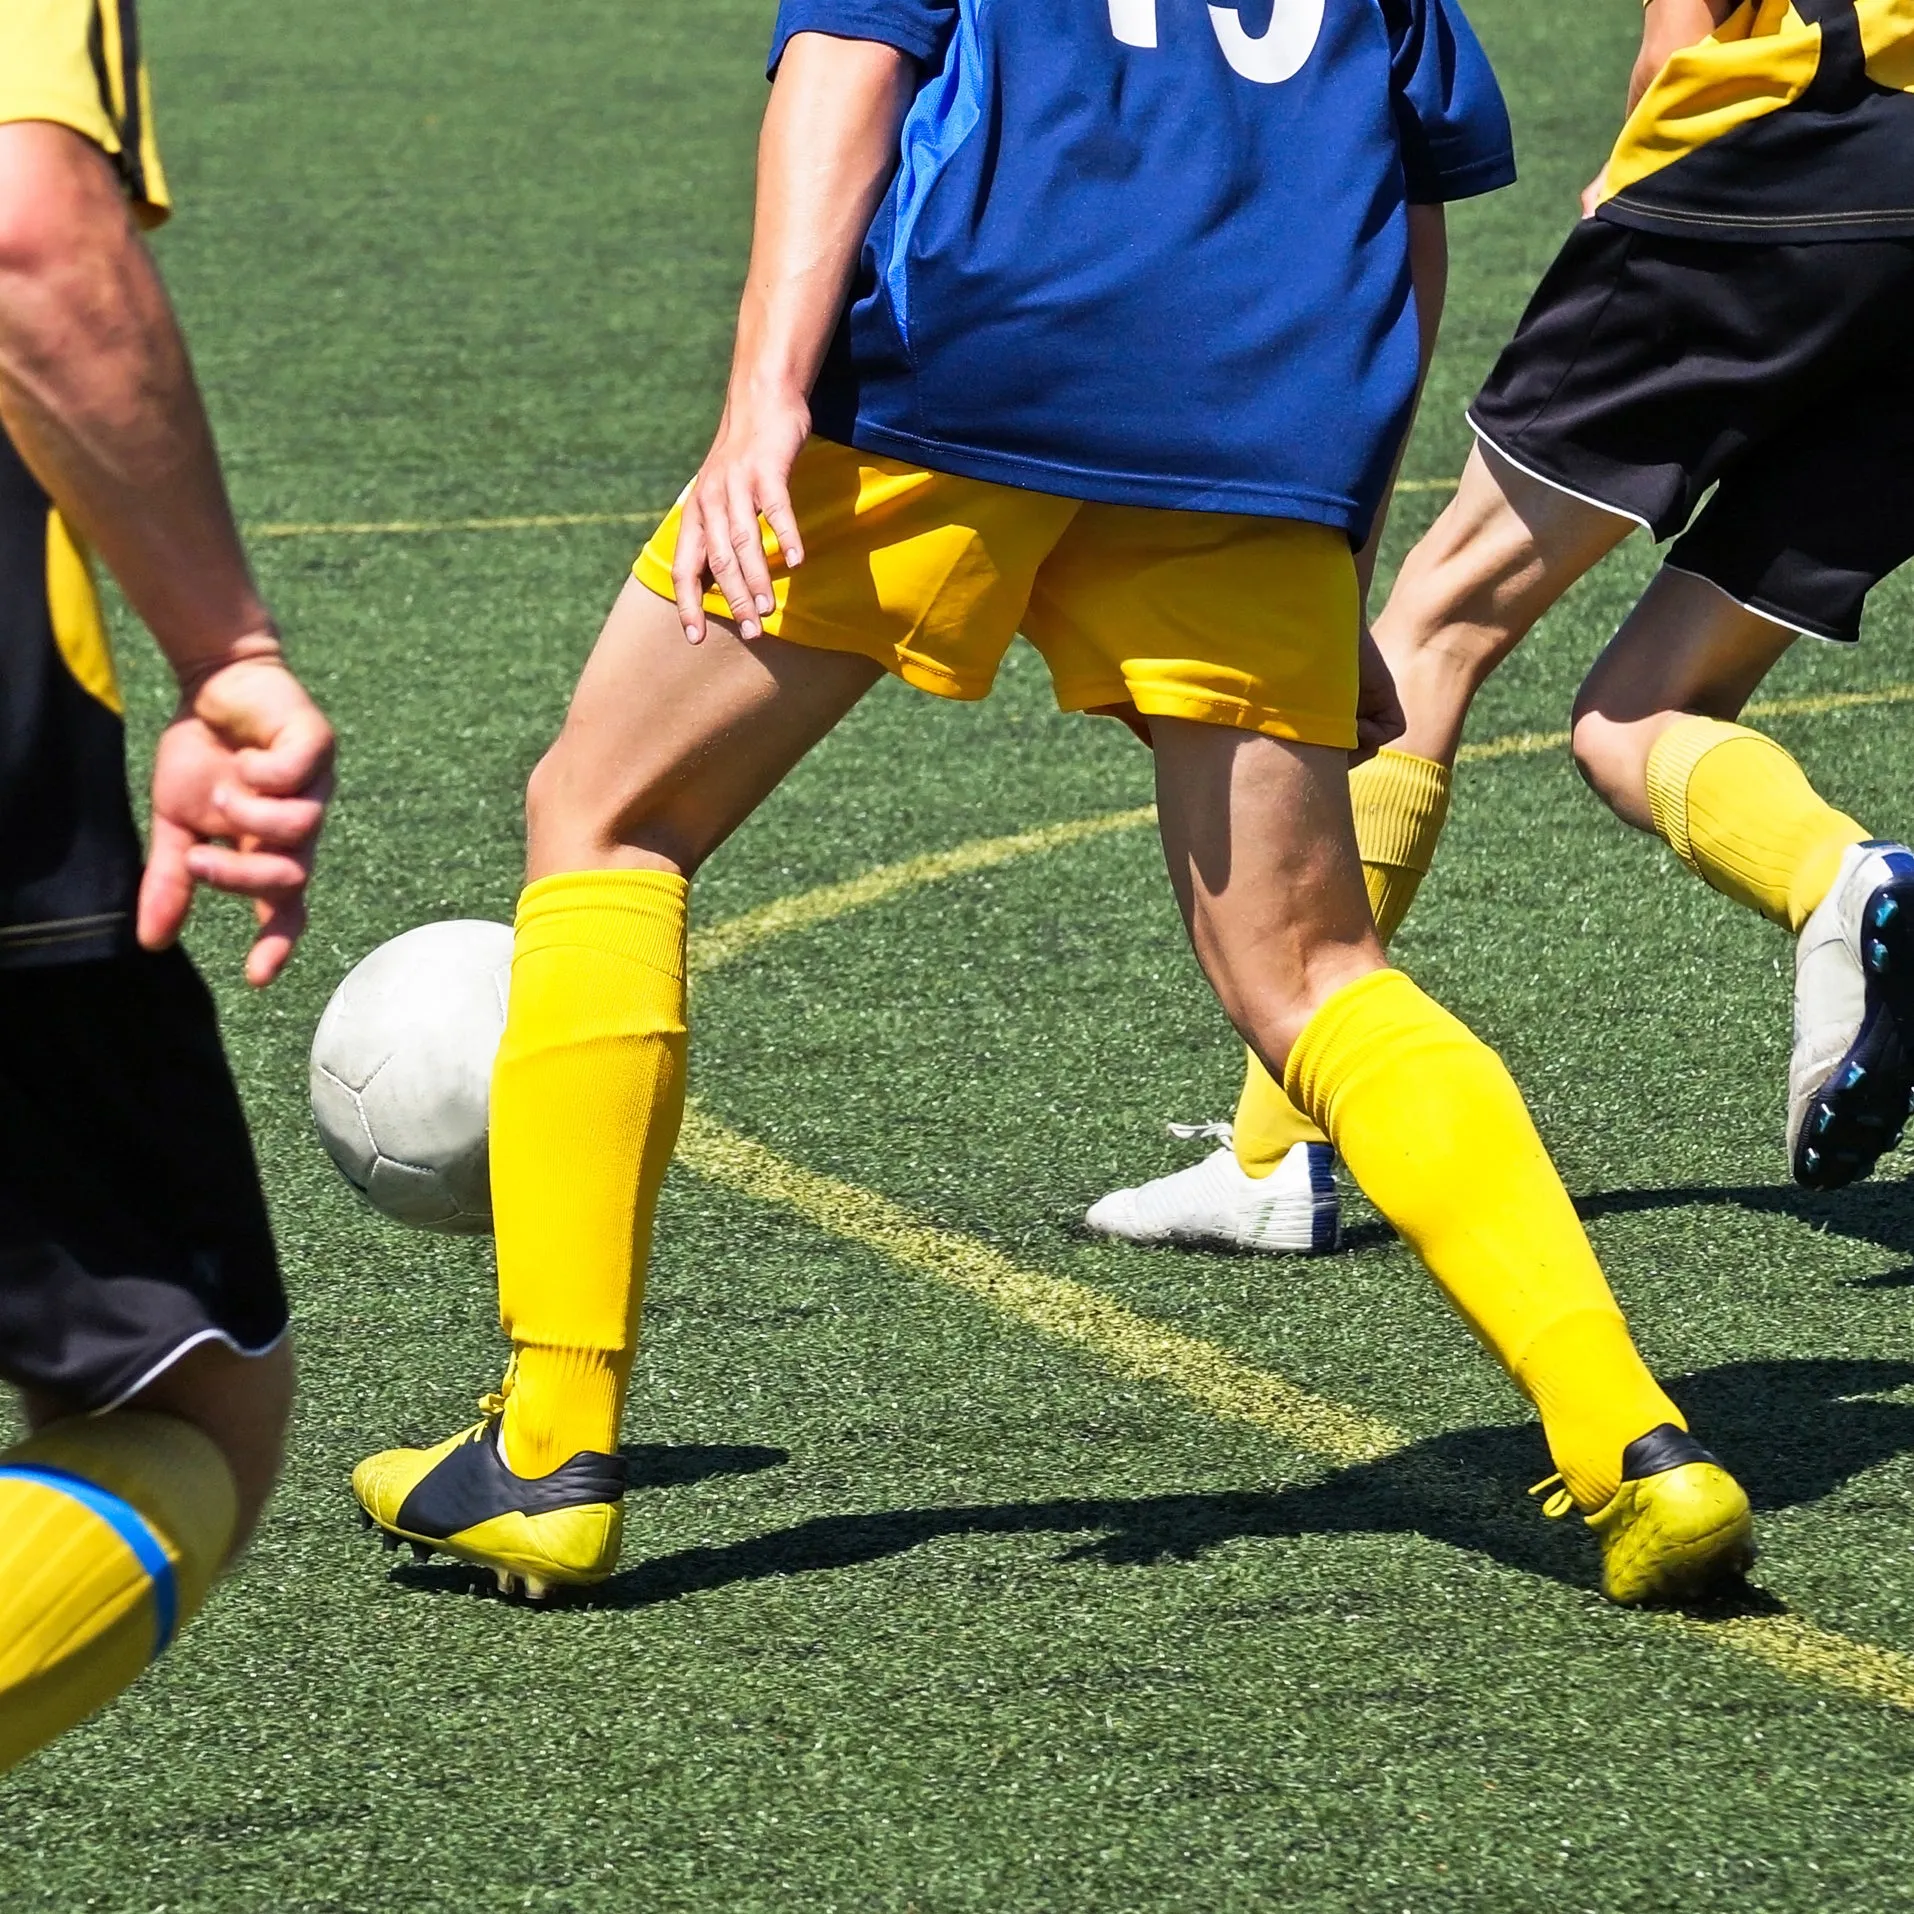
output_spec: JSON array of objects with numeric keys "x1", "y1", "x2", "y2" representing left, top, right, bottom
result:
[
  {"x1": 489, "y1": 868, "x2": 688, "y2": 1477},
  {"x1": 0, "y1": 1412, "x2": 235, "y2": 1774},
  {"x1": 1285, "y1": 969, "x2": 1682, "y2": 1508},
  {"x1": 1646, "y1": 717, "x2": 1868, "y2": 933},
  {"x1": 1234, "y1": 750, "x2": 1453, "y2": 1175}
]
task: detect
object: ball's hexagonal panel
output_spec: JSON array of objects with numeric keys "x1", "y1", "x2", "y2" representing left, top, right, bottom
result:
[
  {"x1": 309, "y1": 920, "x2": 513, "y2": 1233},
  {"x1": 310, "y1": 1067, "x2": 376, "y2": 1191}
]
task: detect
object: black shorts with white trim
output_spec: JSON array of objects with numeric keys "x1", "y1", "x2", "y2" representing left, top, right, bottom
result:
[
  {"x1": 1468, "y1": 218, "x2": 1914, "y2": 643},
  {"x1": 0, "y1": 421, "x2": 287, "y2": 1408},
  {"x1": 0, "y1": 944, "x2": 289, "y2": 1410}
]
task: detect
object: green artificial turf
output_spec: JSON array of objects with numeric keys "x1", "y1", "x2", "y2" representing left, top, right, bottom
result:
[{"x1": 7, "y1": 3, "x2": 1914, "y2": 1908}]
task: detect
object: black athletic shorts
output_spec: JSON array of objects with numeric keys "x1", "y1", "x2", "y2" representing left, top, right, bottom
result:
[
  {"x1": 0, "y1": 426, "x2": 288, "y2": 1410},
  {"x1": 1468, "y1": 219, "x2": 1914, "y2": 644}
]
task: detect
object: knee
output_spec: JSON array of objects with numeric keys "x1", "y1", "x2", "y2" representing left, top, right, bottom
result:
[
  {"x1": 131, "y1": 1339, "x2": 294, "y2": 1562},
  {"x1": 1203, "y1": 944, "x2": 1382, "y2": 1087},
  {"x1": 525, "y1": 737, "x2": 596, "y2": 862},
  {"x1": 525, "y1": 736, "x2": 702, "y2": 880},
  {"x1": 1569, "y1": 701, "x2": 1650, "y2": 822}
]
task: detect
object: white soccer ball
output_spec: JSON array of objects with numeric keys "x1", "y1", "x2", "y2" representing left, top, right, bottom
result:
[{"x1": 309, "y1": 920, "x2": 513, "y2": 1234}]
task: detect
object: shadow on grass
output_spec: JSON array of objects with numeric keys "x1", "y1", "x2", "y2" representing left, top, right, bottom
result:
[
  {"x1": 1576, "y1": 1180, "x2": 1914, "y2": 1287},
  {"x1": 390, "y1": 1357, "x2": 1914, "y2": 1613},
  {"x1": 617, "y1": 1442, "x2": 789, "y2": 1488},
  {"x1": 1220, "y1": 1176, "x2": 1914, "y2": 1268}
]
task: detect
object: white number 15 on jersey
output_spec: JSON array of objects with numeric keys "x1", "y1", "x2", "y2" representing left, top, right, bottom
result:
[{"x1": 1107, "y1": 0, "x2": 1326, "y2": 84}]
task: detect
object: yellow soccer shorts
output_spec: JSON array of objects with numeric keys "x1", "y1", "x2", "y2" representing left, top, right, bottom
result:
[{"x1": 633, "y1": 438, "x2": 1360, "y2": 748}]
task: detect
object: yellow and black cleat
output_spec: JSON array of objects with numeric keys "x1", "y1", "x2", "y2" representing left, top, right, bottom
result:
[
  {"x1": 352, "y1": 1398, "x2": 625, "y2": 1601},
  {"x1": 1535, "y1": 1423, "x2": 1756, "y2": 1607}
]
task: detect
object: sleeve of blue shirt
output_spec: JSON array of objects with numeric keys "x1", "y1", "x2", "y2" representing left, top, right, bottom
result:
[
  {"x1": 768, "y1": 0, "x2": 956, "y2": 76},
  {"x1": 1383, "y1": 0, "x2": 1517, "y2": 204}
]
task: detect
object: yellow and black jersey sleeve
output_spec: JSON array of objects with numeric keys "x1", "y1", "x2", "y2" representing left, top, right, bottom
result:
[
  {"x1": 0, "y1": 0, "x2": 168, "y2": 225},
  {"x1": 1599, "y1": 0, "x2": 1914, "y2": 243}
]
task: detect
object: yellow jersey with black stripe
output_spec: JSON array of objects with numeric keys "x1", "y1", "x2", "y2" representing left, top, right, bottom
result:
[
  {"x1": 0, "y1": 0, "x2": 168, "y2": 224},
  {"x1": 0, "y1": 0, "x2": 165, "y2": 958},
  {"x1": 1597, "y1": 0, "x2": 1914, "y2": 242}
]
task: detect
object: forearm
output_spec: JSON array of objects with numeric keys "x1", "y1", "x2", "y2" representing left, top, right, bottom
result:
[
  {"x1": 1357, "y1": 203, "x2": 1448, "y2": 603},
  {"x1": 1628, "y1": 0, "x2": 1740, "y2": 113},
  {"x1": 0, "y1": 122, "x2": 271, "y2": 686},
  {"x1": 728, "y1": 33, "x2": 914, "y2": 410}
]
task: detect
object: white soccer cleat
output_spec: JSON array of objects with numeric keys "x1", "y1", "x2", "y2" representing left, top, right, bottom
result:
[
  {"x1": 1788, "y1": 840, "x2": 1914, "y2": 1190},
  {"x1": 1084, "y1": 1123, "x2": 1340, "y2": 1253}
]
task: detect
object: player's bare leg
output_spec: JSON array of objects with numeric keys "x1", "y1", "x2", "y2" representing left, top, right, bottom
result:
[
  {"x1": 1572, "y1": 568, "x2": 1911, "y2": 1189},
  {"x1": 1094, "y1": 441, "x2": 1641, "y2": 1245},
  {"x1": 351, "y1": 584, "x2": 882, "y2": 1596},
  {"x1": 1147, "y1": 715, "x2": 1752, "y2": 1602},
  {"x1": 525, "y1": 579, "x2": 883, "y2": 883},
  {"x1": 1569, "y1": 565, "x2": 1804, "y2": 826},
  {"x1": 1373, "y1": 439, "x2": 1636, "y2": 764}
]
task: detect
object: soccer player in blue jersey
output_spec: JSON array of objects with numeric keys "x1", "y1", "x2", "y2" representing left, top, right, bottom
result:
[
  {"x1": 1096, "y1": 0, "x2": 1914, "y2": 1249},
  {"x1": 355, "y1": 0, "x2": 1754, "y2": 1607}
]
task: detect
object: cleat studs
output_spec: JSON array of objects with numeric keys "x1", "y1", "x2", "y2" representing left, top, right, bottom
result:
[
  {"x1": 1816, "y1": 1107, "x2": 1835, "y2": 1135},
  {"x1": 380, "y1": 1529, "x2": 401, "y2": 1552},
  {"x1": 1804, "y1": 1146, "x2": 1823, "y2": 1174},
  {"x1": 494, "y1": 1568, "x2": 516, "y2": 1596},
  {"x1": 357, "y1": 1508, "x2": 374, "y2": 1530},
  {"x1": 523, "y1": 1575, "x2": 553, "y2": 1603},
  {"x1": 1877, "y1": 897, "x2": 1900, "y2": 929},
  {"x1": 410, "y1": 1541, "x2": 434, "y2": 1564},
  {"x1": 1870, "y1": 940, "x2": 1892, "y2": 972},
  {"x1": 1844, "y1": 1062, "x2": 1867, "y2": 1089}
]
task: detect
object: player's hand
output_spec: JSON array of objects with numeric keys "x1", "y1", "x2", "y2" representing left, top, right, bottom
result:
[
  {"x1": 1580, "y1": 169, "x2": 1607, "y2": 219},
  {"x1": 138, "y1": 648, "x2": 336, "y2": 988},
  {"x1": 1352, "y1": 626, "x2": 1405, "y2": 767},
  {"x1": 672, "y1": 382, "x2": 810, "y2": 643}
]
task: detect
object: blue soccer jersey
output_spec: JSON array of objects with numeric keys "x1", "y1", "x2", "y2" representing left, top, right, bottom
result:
[{"x1": 771, "y1": 0, "x2": 1514, "y2": 540}]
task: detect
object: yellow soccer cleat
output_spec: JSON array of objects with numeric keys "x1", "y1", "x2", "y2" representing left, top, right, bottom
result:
[
  {"x1": 352, "y1": 1389, "x2": 625, "y2": 1601},
  {"x1": 1534, "y1": 1424, "x2": 1756, "y2": 1607}
]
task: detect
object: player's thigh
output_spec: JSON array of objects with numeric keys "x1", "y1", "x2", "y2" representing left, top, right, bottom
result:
[
  {"x1": 1151, "y1": 717, "x2": 1381, "y2": 1066},
  {"x1": 529, "y1": 576, "x2": 885, "y2": 880},
  {"x1": 1570, "y1": 568, "x2": 1798, "y2": 827},
  {"x1": 1379, "y1": 439, "x2": 1634, "y2": 694}
]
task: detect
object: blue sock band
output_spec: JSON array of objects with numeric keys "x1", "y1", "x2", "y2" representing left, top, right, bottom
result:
[{"x1": 0, "y1": 1463, "x2": 178, "y2": 1659}]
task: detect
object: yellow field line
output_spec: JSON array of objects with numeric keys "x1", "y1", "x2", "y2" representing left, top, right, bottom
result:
[
  {"x1": 689, "y1": 808, "x2": 1156, "y2": 977},
  {"x1": 247, "y1": 486, "x2": 1470, "y2": 541},
  {"x1": 690, "y1": 679, "x2": 1914, "y2": 968},
  {"x1": 682, "y1": 749, "x2": 1914, "y2": 1715},
  {"x1": 248, "y1": 509, "x2": 669, "y2": 540},
  {"x1": 676, "y1": 1097, "x2": 1914, "y2": 1712},
  {"x1": 676, "y1": 1105, "x2": 1401, "y2": 1465}
]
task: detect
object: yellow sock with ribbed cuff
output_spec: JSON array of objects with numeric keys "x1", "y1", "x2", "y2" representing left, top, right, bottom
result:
[
  {"x1": 0, "y1": 1412, "x2": 236, "y2": 1775},
  {"x1": 490, "y1": 867, "x2": 688, "y2": 1481},
  {"x1": 1234, "y1": 749, "x2": 1453, "y2": 1176},
  {"x1": 502, "y1": 1343, "x2": 632, "y2": 1476},
  {"x1": 1285, "y1": 968, "x2": 1682, "y2": 1508},
  {"x1": 1645, "y1": 717, "x2": 1868, "y2": 934}
]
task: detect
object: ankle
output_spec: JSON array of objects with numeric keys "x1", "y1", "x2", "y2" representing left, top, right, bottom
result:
[{"x1": 500, "y1": 1344, "x2": 630, "y2": 1477}]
